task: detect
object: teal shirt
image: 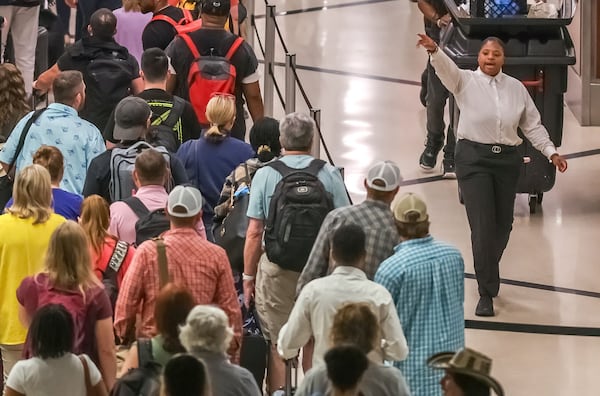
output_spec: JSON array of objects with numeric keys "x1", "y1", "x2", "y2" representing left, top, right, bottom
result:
[
  {"x1": 246, "y1": 155, "x2": 350, "y2": 220},
  {"x1": 0, "y1": 103, "x2": 106, "y2": 194}
]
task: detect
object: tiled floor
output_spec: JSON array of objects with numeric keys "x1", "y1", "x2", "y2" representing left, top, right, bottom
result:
[{"x1": 251, "y1": 0, "x2": 600, "y2": 394}]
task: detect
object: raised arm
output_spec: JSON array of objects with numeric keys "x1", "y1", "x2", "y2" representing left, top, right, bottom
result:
[{"x1": 417, "y1": 33, "x2": 465, "y2": 94}]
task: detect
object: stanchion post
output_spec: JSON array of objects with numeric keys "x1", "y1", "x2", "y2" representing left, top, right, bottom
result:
[
  {"x1": 263, "y1": 5, "x2": 276, "y2": 117},
  {"x1": 245, "y1": 0, "x2": 255, "y2": 48},
  {"x1": 310, "y1": 108, "x2": 321, "y2": 159},
  {"x1": 285, "y1": 53, "x2": 296, "y2": 114}
]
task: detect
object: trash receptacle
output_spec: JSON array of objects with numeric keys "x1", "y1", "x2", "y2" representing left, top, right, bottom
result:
[{"x1": 442, "y1": 0, "x2": 576, "y2": 213}]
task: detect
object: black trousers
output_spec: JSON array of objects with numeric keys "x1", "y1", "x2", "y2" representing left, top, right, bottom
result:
[
  {"x1": 426, "y1": 60, "x2": 455, "y2": 162},
  {"x1": 455, "y1": 139, "x2": 521, "y2": 297}
]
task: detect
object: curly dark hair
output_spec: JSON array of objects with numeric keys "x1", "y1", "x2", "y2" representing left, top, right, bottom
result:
[{"x1": 0, "y1": 63, "x2": 30, "y2": 139}]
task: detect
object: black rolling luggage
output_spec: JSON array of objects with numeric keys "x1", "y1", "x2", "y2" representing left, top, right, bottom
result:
[{"x1": 239, "y1": 303, "x2": 268, "y2": 390}]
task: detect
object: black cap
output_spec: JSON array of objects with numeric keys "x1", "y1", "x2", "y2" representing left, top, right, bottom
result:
[{"x1": 201, "y1": 0, "x2": 230, "y2": 16}]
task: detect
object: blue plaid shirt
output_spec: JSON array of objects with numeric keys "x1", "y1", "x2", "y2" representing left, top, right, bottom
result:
[{"x1": 375, "y1": 236, "x2": 465, "y2": 396}]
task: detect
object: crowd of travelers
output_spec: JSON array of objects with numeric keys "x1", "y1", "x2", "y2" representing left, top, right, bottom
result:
[{"x1": 0, "y1": 0, "x2": 509, "y2": 394}]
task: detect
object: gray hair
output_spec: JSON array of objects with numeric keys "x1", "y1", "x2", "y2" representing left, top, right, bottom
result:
[
  {"x1": 279, "y1": 112, "x2": 315, "y2": 151},
  {"x1": 179, "y1": 305, "x2": 233, "y2": 355}
]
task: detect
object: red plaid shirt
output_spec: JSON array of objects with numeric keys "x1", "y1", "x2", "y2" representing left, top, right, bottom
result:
[{"x1": 114, "y1": 227, "x2": 242, "y2": 358}]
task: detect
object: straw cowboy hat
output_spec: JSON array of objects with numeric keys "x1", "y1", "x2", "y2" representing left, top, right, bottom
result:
[{"x1": 427, "y1": 348, "x2": 504, "y2": 396}]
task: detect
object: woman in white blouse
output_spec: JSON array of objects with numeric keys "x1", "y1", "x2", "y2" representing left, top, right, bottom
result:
[{"x1": 417, "y1": 33, "x2": 568, "y2": 317}]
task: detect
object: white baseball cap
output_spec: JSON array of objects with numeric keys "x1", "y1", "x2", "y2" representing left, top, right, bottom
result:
[
  {"x1": 167, "y1": 186, "x2": 203, "y2": 218},
  {"x1": 366, "y1": 161, "x2": 402, "y2": 192}
]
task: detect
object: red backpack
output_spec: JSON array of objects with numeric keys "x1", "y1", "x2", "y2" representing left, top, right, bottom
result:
[
  {"x1": 150, "y1": 9, "x2": 204, "y2": 34},
  {"x1": 178, "y1": 34, "x2": 244, "y2": 124}
]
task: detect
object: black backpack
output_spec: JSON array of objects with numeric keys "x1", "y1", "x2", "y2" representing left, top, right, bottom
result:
[
  {"x1": 123, "y1": 197, "x2": 170, "y2": 247},
  {"x1": 145, "y1": 96, "x2": 186, "y2": 153},
  {"x1": 110, "y1": 338, "x2": 161, "y2": 396},
  {"x1": 264, "y1": 159, "x2": 334, "y2": 273},
  {"x1": 98, "y1": 240, "x2": 130, "y2": 310}
]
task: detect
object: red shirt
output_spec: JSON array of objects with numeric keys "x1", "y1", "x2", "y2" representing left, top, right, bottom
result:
[
  {"x1": 114, "y1": 227, "x2": 242, "y2": 359},
  {"x1": 92, "y1": 237, "x2": 136, "y2": 287}
]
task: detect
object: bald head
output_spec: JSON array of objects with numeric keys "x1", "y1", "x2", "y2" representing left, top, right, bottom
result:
[{"x1": 90, "y1": 8, "x2": 117, "y2": 41}]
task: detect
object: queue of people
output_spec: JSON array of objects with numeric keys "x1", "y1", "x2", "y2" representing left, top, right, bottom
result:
[{"x1": 0, "y1": 2, "x2": 565, "y2": 394}]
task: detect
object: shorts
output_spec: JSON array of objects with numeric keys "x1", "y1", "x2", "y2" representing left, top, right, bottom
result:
[{"x1": 254, "y1": 254, "x2": 300, "y2": 343}]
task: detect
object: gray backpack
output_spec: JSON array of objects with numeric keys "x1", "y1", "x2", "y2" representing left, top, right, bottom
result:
[{"x1": 109, "y1": 141, "x2": 172, "y2": 202}]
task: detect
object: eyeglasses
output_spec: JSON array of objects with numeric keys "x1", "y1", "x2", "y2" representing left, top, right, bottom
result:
[{"x1": 210, "y1": 92, "x2": 236, "y2": 100}]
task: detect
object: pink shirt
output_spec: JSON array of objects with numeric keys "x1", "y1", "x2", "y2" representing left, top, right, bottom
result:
[{"x1": 109, "y1": 185, "x2": 206, "y2": 244}]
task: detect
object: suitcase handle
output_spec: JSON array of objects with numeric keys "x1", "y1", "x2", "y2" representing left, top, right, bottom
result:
[{"x1": 521, "y1": 70, "x2": 544, "y2": 93}]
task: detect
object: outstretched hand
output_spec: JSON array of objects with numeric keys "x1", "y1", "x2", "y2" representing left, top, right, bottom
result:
[{"x1": 417, "y1": 33, "x2": 438, "y2": 53}]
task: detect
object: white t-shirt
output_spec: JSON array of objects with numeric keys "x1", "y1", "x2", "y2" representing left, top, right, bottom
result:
[{"x1": 6, "y1": 353, "x2": 102, "y2": 396}]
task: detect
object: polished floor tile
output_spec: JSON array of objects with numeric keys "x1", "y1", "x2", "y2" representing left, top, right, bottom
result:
[{"x1": 251, "y1": 0, "x2": 600, "y2": 394}]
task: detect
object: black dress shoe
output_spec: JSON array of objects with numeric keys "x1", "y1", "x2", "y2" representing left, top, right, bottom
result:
[{"x1": 475, "y1": 296, "x2": 495, "y2": 317}]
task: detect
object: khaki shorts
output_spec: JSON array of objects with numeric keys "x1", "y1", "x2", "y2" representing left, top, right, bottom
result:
[{"x1": 255, "y1": 254, "x2": 300, "y2": 342}]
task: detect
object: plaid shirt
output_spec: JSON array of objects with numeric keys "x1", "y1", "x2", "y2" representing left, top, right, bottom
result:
[
  {"x1": 114, "y1": 228, "x2": 242, "y2": 358},
  {"x1": 375, "y1": 236, "x2": 465, "y2": 396},
  {"x1": 297, "y1": 199, "x2": 399, "y2": 294}
]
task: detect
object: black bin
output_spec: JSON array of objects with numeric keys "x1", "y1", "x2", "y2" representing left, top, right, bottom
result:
[{"x1": 442, "y1": 0, "x2": 576, "y2": 213}]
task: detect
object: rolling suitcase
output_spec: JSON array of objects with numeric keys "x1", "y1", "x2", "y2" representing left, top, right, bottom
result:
[{"x1": 506, "y1": 65, "x2": 564, "y2": 214}]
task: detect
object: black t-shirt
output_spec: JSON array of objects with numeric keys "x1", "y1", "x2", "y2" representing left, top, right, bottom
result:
[
  {"x1": 165, "y1": 28, "x2": 259, "y2": 139},
  {"x1": 103, "y1": 89, "x2": 202, "y2": 144},
  {"x1": 57, "y1": 37, "x2": 140, "y2": 131},
  {"x1": 142, "y1": 6, "x2": 187, "y2": 50}
]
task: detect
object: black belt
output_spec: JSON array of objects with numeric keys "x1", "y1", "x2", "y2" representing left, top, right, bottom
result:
[{"x1": 459, "y1": 139, "x2": 518, "y2": 154}]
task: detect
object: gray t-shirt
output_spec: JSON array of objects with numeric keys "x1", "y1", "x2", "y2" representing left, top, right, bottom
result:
[{"x1": 295, "y1": 361, "x2": 411, "y2": 396}]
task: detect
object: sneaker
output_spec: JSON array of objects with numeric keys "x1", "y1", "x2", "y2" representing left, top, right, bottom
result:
[
  {"x1": 475, "y1": 296, "x2": 495, "y2": 317},
  {"x1": 442, "y1": 161, "x2": 456, "y2": 179},
  {"x1": 419, "y1": 147, "x2": 438, "y2": 171}
]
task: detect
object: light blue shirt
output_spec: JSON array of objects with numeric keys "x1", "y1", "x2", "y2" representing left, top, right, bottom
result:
[
  {"x1": 246, "y1": 155, "x2": 350, "y2": 220},
  {"x1": 0, "y1": 104, "x2": 106, "y2": 194},
  {"x1": 375, "y1": 236, "x2": 465, "y2": 396}
]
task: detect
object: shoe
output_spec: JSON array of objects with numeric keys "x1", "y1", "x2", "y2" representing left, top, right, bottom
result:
[
  {"x1": 475, "y1": 296, "x2": 495, "y2": 317},
  {"x1": 419, "y1": 147, "x2": 438, "y2": 171},
  {"x1": 442, "y1": 161, "x2": 456, "y2": 179}
]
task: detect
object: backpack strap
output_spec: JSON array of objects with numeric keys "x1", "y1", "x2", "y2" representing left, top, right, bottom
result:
[
  {"x1": 267, "y1": 160, "x2": 295, "y2": 178},
  {"x1": 179, "y1": 33, "x2": 200, "y2": 59},
  {"x1": 161, "y1": 96, "x2": 186, "y2": 129},
  {"x1": 150, "y1": 14, "x2": 178, "y2": 28},
  {"x1": 154, "y1": 238, "x2": 170, "y2": 288},
  {"x1": 137, "y1": 338, "x2": 153, "y2": 368},
  {"x1": 225, "y1": 37, "x2": 244, "y2": 60},
  {"x1": 6, "y1": 108, "x2": 47, "y2": 178},
  {"x1": 268, "y1": 158, "x2": 326, "y2": 178},
  {"x1": 304, "y1": 159, "x2": 327, "y2": 175},
  {"x1": 101, "y1": 239, "x2": 130, "y2": 277},
  {"x1": 181, "y1": 8, "x2": 194, "y2": 23},
  {"x1": 123, "y1": 196, "x2": 151, "y2": 219}
]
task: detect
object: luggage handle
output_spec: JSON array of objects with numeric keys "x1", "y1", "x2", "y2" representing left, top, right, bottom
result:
[
  {"x1": 284, "y1": 358, "x2": 298, "y2": 396},
  {"x1": 521, "y1": 70, "x2": 544, "y2": 93}
]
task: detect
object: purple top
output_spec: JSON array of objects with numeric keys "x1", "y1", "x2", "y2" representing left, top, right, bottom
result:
[{"x1": 113, "y1": 8, "x2": 152, "y2": 65}]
